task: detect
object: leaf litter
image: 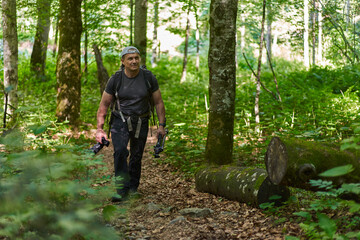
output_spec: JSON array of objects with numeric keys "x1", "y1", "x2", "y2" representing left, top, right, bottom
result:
[{"x1": 98, "y1": 130, "x2": 302, "y2": 239}]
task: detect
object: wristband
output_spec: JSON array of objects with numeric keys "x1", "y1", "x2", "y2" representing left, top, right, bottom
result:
[{"x1": 159, "y1": 123, "x2": 166, "y2": 127}]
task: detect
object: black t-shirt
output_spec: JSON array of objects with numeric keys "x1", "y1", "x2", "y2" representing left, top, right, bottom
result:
[{"x1": 105, "y1": 69, "x2": 159, "y2": 116}]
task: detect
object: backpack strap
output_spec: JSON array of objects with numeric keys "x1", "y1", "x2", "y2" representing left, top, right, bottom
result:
[
  {"x1": 112, "y1": 70, "x2": 126, "y2": 122},
  {"x1": 141, "y1": 68, "x2": 156, "y2": 126},
  {"x1": 110, "y1": 67, "x2": 156, "y2": 138}
]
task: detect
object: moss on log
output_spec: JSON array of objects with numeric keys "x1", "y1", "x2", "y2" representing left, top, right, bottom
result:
[
  {"x1": 195, "y1": 166, "x2": 290, "y2": 207},
  {"x1": 265, "y1": 137, "x2": 360, "y2": 189}
]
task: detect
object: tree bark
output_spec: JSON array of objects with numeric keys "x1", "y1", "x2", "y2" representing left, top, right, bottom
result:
[
  {"x1": 194, "y1": 0, "x2": 200, "y2": 71},
  {"x1": 83, "y1": 0, "x2": 88, "y2": 75},
  {"x1": 151, "y1": 0, "x2": 159, "y2": 67},
  {"x1": 304, "y1": 0, "x2": 310, "y2": 68},
  {"x1": 318, "y1": 4, "x2": 323, "y2": 65},
  {"x1": 56, "y1": 0, "x2": 82, "y2": 126},
  {"x1": 30, "y1": 0, "x2": 51, "y2": 78},
  {"x1": 266, "y1": 0, "x2": 272, "y2": 64},
  {"x1": 53, "y1": 15, "x2": 59, "y2": 58},
  {"x1": 205, "y1": 0, "x2": 238, "y2": 165},
  {"x1": 2, "y1": 0, "x2": 19, "y2": 127},
  {"x1": 195, "y1": 166, "x2": 290, "y2": 207},
  {"x1": 265, "y1": 137, "x2": 360, "y2": 189},
  {"x1": 93, "y1": 44, "x2": 110, "y2": 96},
  {"x1": 134, "y1": 0, "x2": 147, "y2": 66},
  {"x1": 311, "y1": 0, "x2": 316, "y2": 66},
  {"x1": 346, "y1": 0, "x2": 350, "y2": 28},
  {"x1": 254, "y1": 0, "x2": 267, "y2": 134},
  {"x1": 130, "y1": 0, "x2": 134, "y2": 45},
  {"x1": 180, "y1": 0, "x2": 192, "y2": 84}
]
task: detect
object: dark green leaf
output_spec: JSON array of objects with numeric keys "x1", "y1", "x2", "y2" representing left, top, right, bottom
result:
[
  {"x1": 317, "y1": 213, "x2": 337, "y2": 238},
  {"x1": 319, "y1": 165, "x2": 354, "y2": 177},
  {"x1": 28, "y1": 124, "x2": 48, "y2": 135}
]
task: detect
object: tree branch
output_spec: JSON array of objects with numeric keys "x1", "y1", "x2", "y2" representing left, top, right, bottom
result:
[
  {"x1": 242, "y1": 53, "x2": 279, "y2": 102},
  {"x1": 319, "y1": 0, "x2": 359, "y2": 62},
  {"x1": 265, "y1": 44, "x2": 282, "y2": 102},
  {"x1": 242, "y1": 52, "x2": 258, "y2": 78},
  {"x1": 333, "y1": 41, "x2": 354, "y2": 64}
]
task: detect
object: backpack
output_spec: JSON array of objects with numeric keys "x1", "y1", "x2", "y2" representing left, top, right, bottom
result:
[{"x1": 107, "y1": 65, "x2": 156, "y2": 137}]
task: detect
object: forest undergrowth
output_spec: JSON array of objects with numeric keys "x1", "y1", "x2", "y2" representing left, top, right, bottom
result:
[{"x1": 0, "y1": 54, "x2": 359, "y2": 239}]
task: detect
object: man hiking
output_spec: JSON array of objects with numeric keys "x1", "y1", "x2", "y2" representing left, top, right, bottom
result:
[{"x1": 95, "y1": 46, "x2": 166, "y2": 202}]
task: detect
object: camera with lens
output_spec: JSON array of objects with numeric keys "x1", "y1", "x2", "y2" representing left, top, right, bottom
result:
[
  {"x1": 91, "y1": 137, "x2": 110, "y2": 154},
  {"x1": 154, "y1": 129, "x2": 168, "y2": 158}
]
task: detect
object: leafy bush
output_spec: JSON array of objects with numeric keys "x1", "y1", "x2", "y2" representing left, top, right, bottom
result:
[
  {"x1": 0, "y1": 54, "x2": 123, "y2": 239},
  {"x1": 235, "y1": 62, "x2": 360, "y2": 145},
  {"x1": 0, "y1": 133, "x2": 119, "y2": 239},
  {"x1": 291, "y1": 165, "x2": 360, "y2": 239}
]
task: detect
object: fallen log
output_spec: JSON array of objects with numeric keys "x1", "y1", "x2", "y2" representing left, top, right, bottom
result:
[
  {"x1": 195, "y1": 166, "x2": 290, "y2": 207},
  {"x1": 265, "y1": 137, "x2": 360, "y2": 189}
]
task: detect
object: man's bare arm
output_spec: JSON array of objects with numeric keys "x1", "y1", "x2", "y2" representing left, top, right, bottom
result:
[
  {"x1": 96, "y1": 92, "x2": 114, "y2": 142},
  {"x1": 152, "y1": 89, "x2": 166, "y2": 136}
]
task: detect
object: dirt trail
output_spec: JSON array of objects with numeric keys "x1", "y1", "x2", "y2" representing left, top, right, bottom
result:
[{"x1": 100, "y1": 130, "x2": 301, "y2": 239}]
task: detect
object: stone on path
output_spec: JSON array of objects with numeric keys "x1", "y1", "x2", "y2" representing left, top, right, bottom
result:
[{"x1": 179, "y1": 208, "x2": 214, "y2": 218}]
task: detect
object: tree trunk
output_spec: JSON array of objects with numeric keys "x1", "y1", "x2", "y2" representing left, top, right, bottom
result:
[
  {"x1": 83, "y1": 0, "x2": 88, "y2": 75},
  {"x1": 346, "y1": 0, "x2": 350, "y2": 29},
  {"x1": 266, "y1": 23, "x2": 271, "y2": 63},
  {"x1": 93, "y1": 44, "x2": 110, "y2": 95},
  {"x1": 235, "y1": 31, "x2": 238, "y2": 67},
  {"x1": 240, "y1": 8, "x2": 246, "y2": 51},
  {"x1": 272, "y1": 31, "x2": 278, "y2": 54},
  {"x1": 266, "y1": 0, "x2": 272, "y2": 64},
  {"x1": 205, "y1": 0, "x2": 238, "y2": 165},
  {"x1": 265, "y1": 137, "x2": 360, "y2": 189},
  {"x1": 130, "y1": 0, "x2": 134, "y2": 45},
  {"x1": 318, "y1": 5, "x2": 323, "y2": 65},
  {"x1": 2, "y1": 0, "x2": 19, "y2": 127},
  {"x1": 134, "y1": 0, "x2": 147, "y2": 66},
  {"x1": 56, "y1": 0, "x2": 82, "y2": 126},
  {"x1": 304, "y1": 0, "x2": 310, "y2": 68},
  {"x1": 254, "y1": 0, "x2": 267, "y2": 134},
  {"x1": 195, "y1": 166, "x2": 290, "y2": 207},
  {"x1": 30, "y1": 0, "x2": 51, "y2": 78},
  {"x1": 194, "y1": 0, "x2": 200, "y2": 71},
  {"x1": 180, "y1": 0, "x2": 191, "y2": 84},
  {"x1": 53, "y1": 15, "x2": 59, "y2": 58},
  {"x1": 151, "y1": 0, "x2": 159, "y2": 68},
  {"x1": 311, "y1": 0, "x2": 316, "y2": 66}
]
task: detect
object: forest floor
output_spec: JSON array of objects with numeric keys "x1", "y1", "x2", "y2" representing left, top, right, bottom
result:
[{"x1": 98, "y1": 129, "x2": 303, "y2": 239}]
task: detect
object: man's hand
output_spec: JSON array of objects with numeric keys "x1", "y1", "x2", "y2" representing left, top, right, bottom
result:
[
  {"x1": 157, "y1": 126, "x2": 166, "y2": 138},
  {"x1": 96, "y1": 129, "x2": 108, "y2": 143}
]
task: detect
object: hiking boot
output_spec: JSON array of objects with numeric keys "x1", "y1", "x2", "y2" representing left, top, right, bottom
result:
[
  {"x1": 129, "y1": 190, "x2": 142, "y2": 199},
  {"x1": 111, "y1": 196, "x2": 124, "y2": 203},
  {"x1": 111, "y1": 192, "x2": 128, "y2": 202}
]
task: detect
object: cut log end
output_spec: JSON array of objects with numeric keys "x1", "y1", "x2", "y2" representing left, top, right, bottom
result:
[
  {"x1": 298, "y1": 163, "x2": 317, "y2": 182},
  {"x1": 265, "y1": 137, "x2": 360, "y2": 198},
  {"x1": 265, "y1": 137, "x2": 288, "y2": 185}
]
